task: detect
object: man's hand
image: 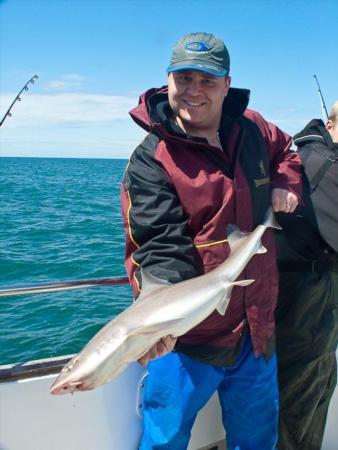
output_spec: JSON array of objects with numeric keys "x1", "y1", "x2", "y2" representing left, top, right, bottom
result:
[
  {"x1": 138, "y1": 335, "x2": 177, "y2": 366},
  {"x1": 271, "y1": 188, "x2": 298, "y2": 213}
]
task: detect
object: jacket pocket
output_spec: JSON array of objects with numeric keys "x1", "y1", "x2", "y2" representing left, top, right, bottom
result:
[{"x1": 194, "y1": 238, "x2": 230, "y2": 273}]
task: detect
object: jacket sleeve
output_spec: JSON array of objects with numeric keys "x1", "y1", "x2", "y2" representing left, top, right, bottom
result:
[
  {"x1": 246, "y1": 110, "x2": 302, "y2": 201},
  {"x1": 121, "y1": 134, "x2": 200, "y2": 297}
]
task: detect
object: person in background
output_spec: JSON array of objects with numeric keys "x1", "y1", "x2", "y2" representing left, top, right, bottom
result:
[
  {"x1": 121, "y1": 32, "x2": 301, "y2": 450},
  {"x1": 275, "y1": 101, "x2": 338, "y2": 450}
]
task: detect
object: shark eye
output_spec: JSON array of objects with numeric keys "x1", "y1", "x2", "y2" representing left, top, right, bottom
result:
[{"x1": 62, "y1": 364, "x2": 73, "y2": 372}]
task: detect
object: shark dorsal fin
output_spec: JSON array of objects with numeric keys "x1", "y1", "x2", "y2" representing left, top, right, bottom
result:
[
  {"x1": 140, "y1": 268, "x2": 171, "y2": 296},
  {"x1": 227, "y1": 224, "x2": 250, "y2": 252},
  {"x1": 227, "y1": 225, "x2": 267, "y2": 254}
]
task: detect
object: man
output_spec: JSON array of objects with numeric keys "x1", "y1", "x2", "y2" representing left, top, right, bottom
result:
[
  {"x1": 275, "y1": 101, "x2": 338, "y2": 450},
  {"x1": 121, "y1": 32, "x2": 301, "y2": 450}
]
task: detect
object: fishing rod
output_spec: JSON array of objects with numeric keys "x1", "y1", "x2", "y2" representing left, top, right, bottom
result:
[
  {"x1": 0, "y1": 74, "x2": 39, "y2": 127},
  {"x1": 313, "y1": 74, "x2": 329, "y2": 122},
  {"x1": 0, "y1": 276, "x2": 130, "y2": 297}
]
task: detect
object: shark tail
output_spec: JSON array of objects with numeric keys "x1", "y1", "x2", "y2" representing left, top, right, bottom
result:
[{"x1": 227, "y1": 207, "x2": 281, "y2": 254}]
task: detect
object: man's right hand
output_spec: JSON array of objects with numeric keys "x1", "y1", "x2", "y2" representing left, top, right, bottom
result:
[
  {"x1": 271, "y1": 188, "x2": 298, "y2": 213},
  {"x1": 138, "y1": 335, "x2": 177, "y2": 366}
]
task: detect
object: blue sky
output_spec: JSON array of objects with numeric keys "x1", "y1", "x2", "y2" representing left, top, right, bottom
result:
[{"x1": 0, "y1": 0, "x2": 337, "y2": 158}]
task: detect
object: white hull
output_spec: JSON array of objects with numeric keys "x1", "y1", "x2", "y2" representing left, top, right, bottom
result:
[
  {"x1": 0, "y1": 355, "x2": 336, "y2": 450},
  {"x1": 0, "y1": 356, "x2": 225, "y2": 450}
]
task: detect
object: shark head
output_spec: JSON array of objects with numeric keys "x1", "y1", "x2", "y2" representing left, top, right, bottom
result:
[{"x1": 50, "y1": 356, "x2": 93, "y2": 395}]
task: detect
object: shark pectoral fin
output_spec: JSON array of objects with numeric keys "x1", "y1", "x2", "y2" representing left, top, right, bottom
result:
[
  {"x1": 139, "y1": 268, "x2": 172, "y2": 297},
  {"x1": 216, "y1": 295, "x2": 231, "y2": 316},
  {"x1": 217, "y1": 279, "x2": 255, "y2": 316},
  {"x1": 129, "y1": 318, "x2": 183, "y2": 337},
  {"x1": 256, "y1": 244, "x2": 267, "y2": 254}
]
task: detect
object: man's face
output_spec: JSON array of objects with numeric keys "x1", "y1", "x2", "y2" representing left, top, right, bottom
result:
[
  {"x1": 326, "y1": 119, "x2": 338, "y2": 143},
  {"x1": 167, "y1": 70, "x2": 230, "y2": 135}
]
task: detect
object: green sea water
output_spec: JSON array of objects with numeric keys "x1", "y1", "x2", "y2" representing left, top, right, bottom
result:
[{"x1": 0, "y1": 157, "x2": 132, "y2": 365}]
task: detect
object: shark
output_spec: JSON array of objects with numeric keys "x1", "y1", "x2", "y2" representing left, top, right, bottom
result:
[{"x1": 50, "y1": 207, "x2": 279, "y2": 395}]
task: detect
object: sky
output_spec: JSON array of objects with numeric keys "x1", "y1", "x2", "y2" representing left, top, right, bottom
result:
[{"x1": 0, "y1": 0, "x2": 337, "y2": 159}]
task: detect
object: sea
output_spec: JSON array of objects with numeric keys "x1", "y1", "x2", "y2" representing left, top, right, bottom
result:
[{"x1": 0, "y1": 157, "x2": 133, "y2": 365}]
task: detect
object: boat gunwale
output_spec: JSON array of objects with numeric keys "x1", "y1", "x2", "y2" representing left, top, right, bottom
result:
[{"x1": 0, "y1": 354, "x2": 74, "y2": 383}]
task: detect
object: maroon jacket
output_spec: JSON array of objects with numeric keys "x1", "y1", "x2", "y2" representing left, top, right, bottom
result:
[{"x1": 121, "y1": 86, "x2": 301, "y2": 365}]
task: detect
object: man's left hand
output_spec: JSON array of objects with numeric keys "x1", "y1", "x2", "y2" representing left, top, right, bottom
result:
[
  {"x1": 271, "y1": 188, "x2": 298, "y2": 213},
  {"x1": 138, "y1": 335, "x2": 177, "y2": 366}
]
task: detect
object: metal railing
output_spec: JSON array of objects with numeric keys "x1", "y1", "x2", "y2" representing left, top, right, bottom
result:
[{"x1": 0, "y1": 276, "x2": 129, "y2": 297}]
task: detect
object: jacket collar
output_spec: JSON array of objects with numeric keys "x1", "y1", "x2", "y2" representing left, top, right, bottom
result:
[{"x1": 293, "y1": 119, "x2": 335, "y2": 149}]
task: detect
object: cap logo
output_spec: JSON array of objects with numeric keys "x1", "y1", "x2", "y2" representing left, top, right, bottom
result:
[{"x1": 185, "y1": 41, "x2": 210, "y2": 52}]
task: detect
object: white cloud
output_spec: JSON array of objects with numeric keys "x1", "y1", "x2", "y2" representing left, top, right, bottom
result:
[
  {"x1": 0, "y1": 91, "x2": 145, "y2": 158},
  {"x1": 44, "y1": 80, "x2": 74, "y2": 90},
  {"x1": 42, "y1": 74, "x2": 86, "y2": 91},
  {"x1": 63, "y1": 74, "x2": 86, "y2": 81},
  {"x1": 0, "y1": 92, "x2": 137, "y2": 127}
]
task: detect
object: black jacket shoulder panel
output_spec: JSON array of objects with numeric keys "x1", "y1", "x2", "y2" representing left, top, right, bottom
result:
[
  {"x1": 124, "y1": 132, "x2": 179, "y2": 196},
  {"x1": 124, "y1": 133, "x2": 200, "y2": 285}
]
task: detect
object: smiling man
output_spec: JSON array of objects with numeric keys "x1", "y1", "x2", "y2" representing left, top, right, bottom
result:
[{"x1": 121, "y1": 32, "x2": 301, "y2": 450}]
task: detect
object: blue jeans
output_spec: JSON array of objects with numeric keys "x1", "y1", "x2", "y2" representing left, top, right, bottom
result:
[{"x1": 139, "y1": 336, "x2": 278, "y2": 450}]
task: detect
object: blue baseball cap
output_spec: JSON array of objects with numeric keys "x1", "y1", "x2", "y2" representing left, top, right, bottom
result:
[{"x1": 167, "y1": 32, "x2": 230, "y2": 77}]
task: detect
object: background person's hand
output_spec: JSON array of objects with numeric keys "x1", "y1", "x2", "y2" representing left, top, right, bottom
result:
[
  {"x1": 271, "y1": 188, "x2": 298, "y2": 213},
  {"x1": 138, "y1": 335, "x2": 177, "y2": 366}
]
